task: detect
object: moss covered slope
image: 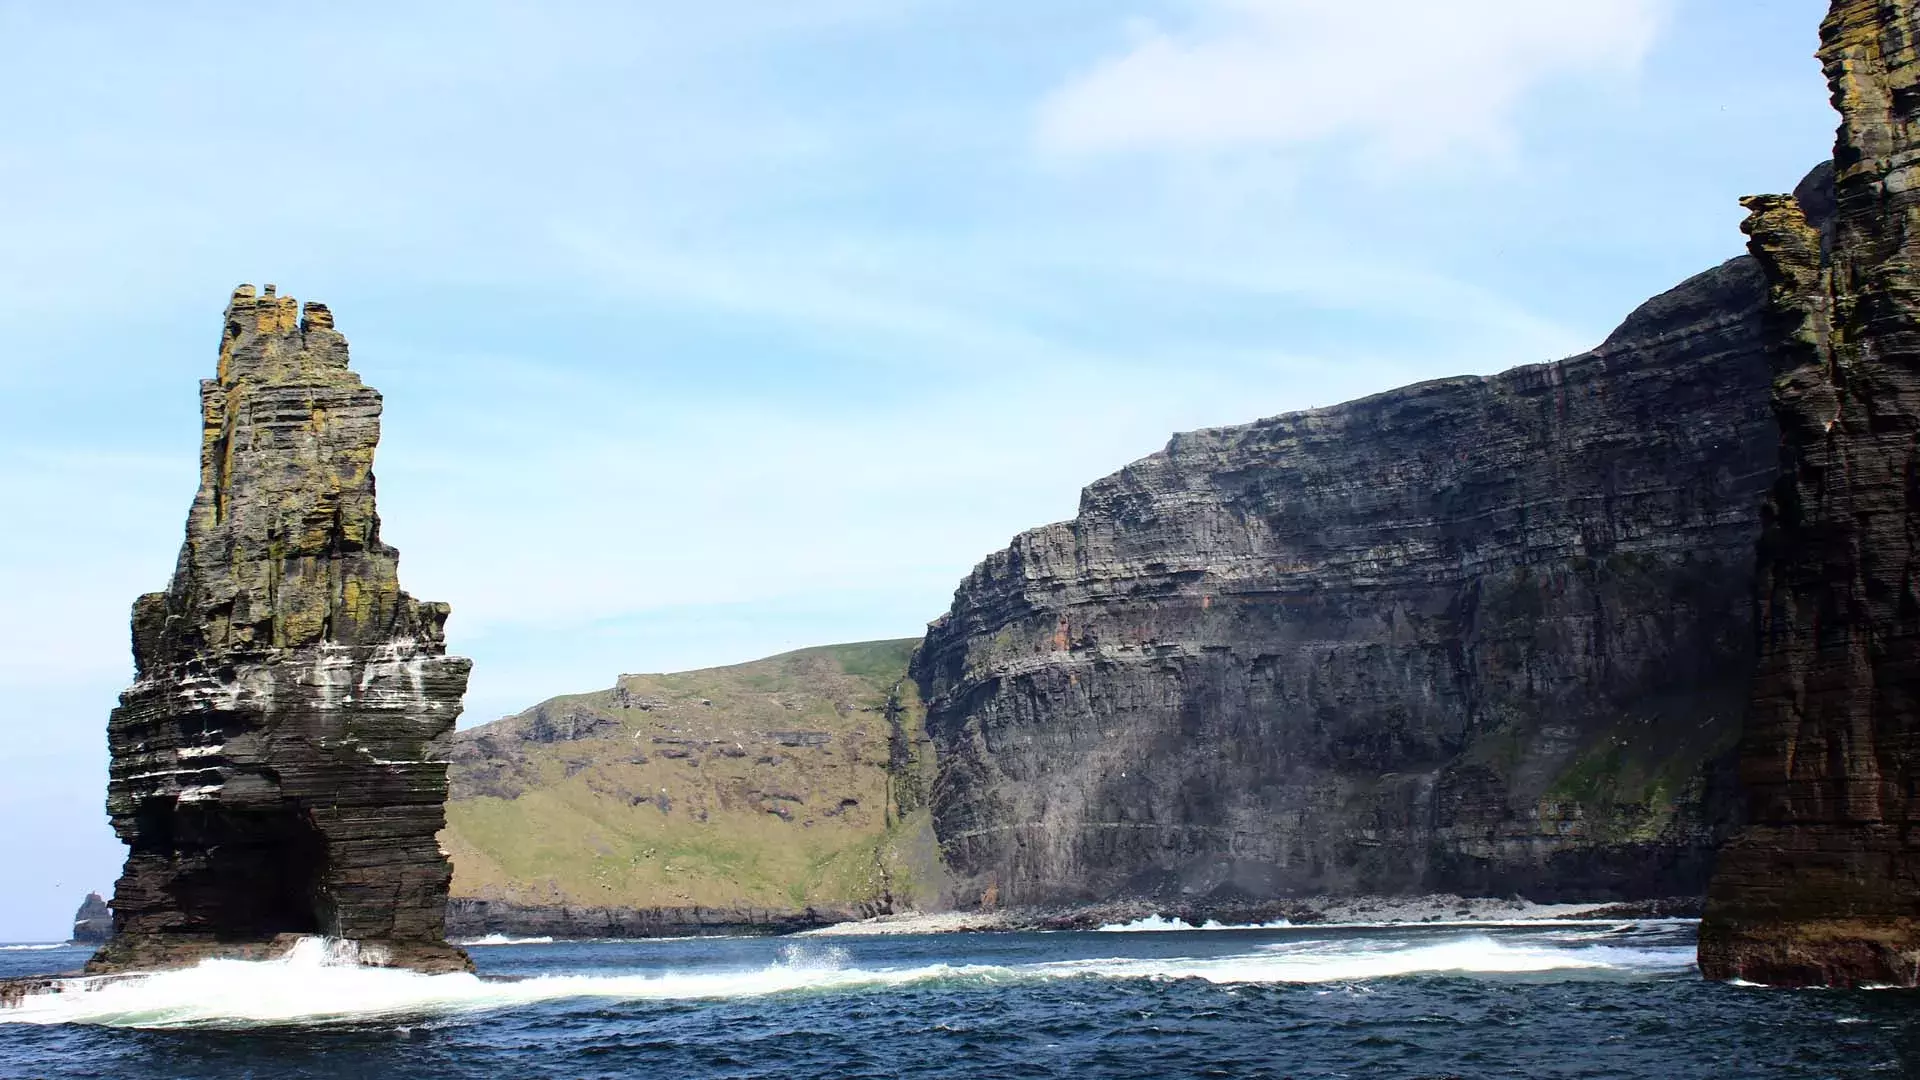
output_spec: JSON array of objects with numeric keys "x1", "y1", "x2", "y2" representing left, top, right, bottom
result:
[{"x1": 441, "y1": 639, "x2": 942, "y2": 916}]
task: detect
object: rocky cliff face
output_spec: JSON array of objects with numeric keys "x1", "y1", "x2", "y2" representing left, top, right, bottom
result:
[
  {"x1": 1699, "y1": 0, "x2": 1920, "y2": 988},
  {"x1": 88, "y1": 285, "x2": 471, "y2": 973},
  {"x1": 913, "y1": 257, "x2": 1778, "y2": 910}
]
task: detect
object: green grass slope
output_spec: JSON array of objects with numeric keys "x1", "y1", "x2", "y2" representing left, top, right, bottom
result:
[{"x1": 440, "y1": 640, "x2": 942, "y2": 915}]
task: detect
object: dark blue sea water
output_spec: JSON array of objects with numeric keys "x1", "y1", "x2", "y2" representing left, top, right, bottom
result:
[{"x1": 1, "y1": 920, "x2": 1915, "y2": 1079}]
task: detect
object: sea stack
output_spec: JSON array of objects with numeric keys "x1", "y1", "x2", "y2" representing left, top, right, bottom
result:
[
  {"x1": 88, "y1": 285, "x2": 472, "y2": 973},
  {"x1": 1698, "y1": 0, "x2": 1920, "y2": 988},
  {"x1": 69, "y1": 893, "x2": 111, "y2": 945}
]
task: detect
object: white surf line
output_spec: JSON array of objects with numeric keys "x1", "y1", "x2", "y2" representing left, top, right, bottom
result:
[
  {"x1": 1095, "y1": 916, "x2": 1297, "y2": 932},
  {"x1": 1096, "y1": 916, "x2": 1701, "y2": 932},
  {"x1": 1042, "y1": 936, "x2": 1694, "y2": 984},
  {"x1": 0, "y1": 931, "x2": 1694, "y2": 1029},
  {"x1": 1299, "y1": 917, "x2": 1702, "y2": 930}
]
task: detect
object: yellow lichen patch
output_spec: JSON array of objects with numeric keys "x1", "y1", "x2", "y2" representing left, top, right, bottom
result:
[
  {"x1": 334, "y1": 574, "x2": 392, "y2": 642},
  {"x1": 340, "y1": 578, "x2": 367, "y2": 626},
  {"x1": 254, "y1": 295, "x2": 299, "y2": 335},
  {"x1": 276, "y1": 560, "x2": 329, "y2": 646}
]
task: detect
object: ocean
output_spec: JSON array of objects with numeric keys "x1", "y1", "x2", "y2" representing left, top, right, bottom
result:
[{"x1": 1, "y1": 920, "x2": 1914, "y2": 1078}]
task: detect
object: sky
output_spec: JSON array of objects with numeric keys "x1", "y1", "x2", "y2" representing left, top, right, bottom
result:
[{"x1": 0, "y1": 0, "x2": 1838, "y2": 940}]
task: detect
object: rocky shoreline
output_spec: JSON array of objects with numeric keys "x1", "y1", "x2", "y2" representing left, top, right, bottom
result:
[
  {"x1": 442, "y1": 898, "x2": 871, "y2": 941},
  {"x1": 800, "y1": 895, "x2": 1702, "y2": 937},
  {"x1": 442, "y1": 893, "x2": 1702, "y2": 941}
]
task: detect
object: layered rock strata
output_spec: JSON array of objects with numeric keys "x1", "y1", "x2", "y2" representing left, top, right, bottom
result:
[
  {"x1": 89, "y1": 286, "x2": 471, "y2": 973},
  {"x1": 913, "y1": 256, "x2": 1780, "y2": 910},
  {"x1": 1699, "y1": 0, "x2": 1920, "y2": 988}
]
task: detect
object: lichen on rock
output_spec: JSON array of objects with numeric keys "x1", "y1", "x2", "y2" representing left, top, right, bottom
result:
[{"x1": 89, "y1": 285, "x2": 472, "y2": 973}]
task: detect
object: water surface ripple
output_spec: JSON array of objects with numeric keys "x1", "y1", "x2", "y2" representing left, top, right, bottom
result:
[{"x1": 2, "y1": 921, "x2": 1915, "y2": 1078}]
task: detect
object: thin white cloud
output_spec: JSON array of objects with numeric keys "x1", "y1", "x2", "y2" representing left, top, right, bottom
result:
[
  {"x1": 1038, "y1": 0, "x2": 1669, "y2": 161},
  {"x1": 550, "y1": 211, "x2": 1592, "y2": 377}
]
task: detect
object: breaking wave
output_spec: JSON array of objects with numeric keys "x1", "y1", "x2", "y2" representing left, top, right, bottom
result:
[
  {"x1": 1093, "y1": 915, "x2": 1701, "y2": 934},
  {"x1": 1053, "y1": 928, "x2": 1693, "y2": 985},
  {"x1": 0, "y1": 944, "x2": 70, "y2": 952},
  {"x1": 1094, "y1": 915, "x2": 1294, "y2": 932},
  {"x1": 1306, "y1": 917, "x2": 1702, "y2": 931},
  {"x1": 458, "y1": 935, "x2": 555, "y2": 947},
  {"x1": 0, "y1": 932, "x2": 1693, "y2": 1029}
]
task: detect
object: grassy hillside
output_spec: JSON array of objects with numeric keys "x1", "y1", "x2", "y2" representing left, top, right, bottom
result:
[{"x1": 440, "y1": 639, "x2": 943, "y2": 914}]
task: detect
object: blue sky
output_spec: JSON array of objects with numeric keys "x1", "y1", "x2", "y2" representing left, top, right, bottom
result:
[{"x1": 0, "y1": 0, "x2": 1836, "y2": 940}]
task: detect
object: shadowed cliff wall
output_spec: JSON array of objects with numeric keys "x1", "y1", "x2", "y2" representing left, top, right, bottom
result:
[
  {"x1": 915, "y1": 256, "x2": 1779, "y2": 910},
  {"x1": 1700, "y1": 0, "x2": 1920, "y2": 989}
]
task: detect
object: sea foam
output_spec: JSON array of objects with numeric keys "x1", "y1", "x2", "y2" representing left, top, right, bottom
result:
[
  {"x1": 1055, "y1": 935, "x2": 1692, "y2": 984},
  {"x1": 0, "y1": 931, "x2": 1692, "y2": 1029},
  {"x1": 458, "y1": 934, "x2": 556, "y2": 947},
  {"x1": 1094, "y1": 915, "x2": 1295, "y2": 932}
]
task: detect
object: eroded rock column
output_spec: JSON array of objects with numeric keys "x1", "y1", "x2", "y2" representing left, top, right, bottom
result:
[
  {"x1": 1699, "y1": 0, "x2": 1920, "y2": 988},
  {"x1": 89, "y1": 285, "x2": 472, "y2": 973}
]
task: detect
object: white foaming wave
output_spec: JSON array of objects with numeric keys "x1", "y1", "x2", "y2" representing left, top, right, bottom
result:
[
  {"x1": 0, "y1": 933, "x2": 1689, "y2": 1029},
  {"x1": 458, "y1": 934, "x2": 556, "y2": 947},
  {"x1": 1094, "y1": 916, "x2": 1294, "y2": 932},
  {"x1": 1060, "y1": 935, "x2": 1694, "y2": 984},
  {"x1": 0, "y1": 939, "x2": 979, "y2": 1029},
  {"x1": 1299, "y1": 918, "x2": 1700, "y2": 931},
  {"x1": 1097, "y1": 916, "x2": 1700, "y2": 934},
  {"x1": 0, "y1": 944, "x2": 71, "y2": 952}
]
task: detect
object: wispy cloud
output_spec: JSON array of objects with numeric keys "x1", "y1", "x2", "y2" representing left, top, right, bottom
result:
[{"x1": 1038, "y1": 0, "x2": 1669, "y2": 162}]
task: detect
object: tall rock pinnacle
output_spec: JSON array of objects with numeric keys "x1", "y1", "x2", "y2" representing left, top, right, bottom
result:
[
  {"x1": 89, "y1": 285, "x2": 472, "y2": 973},
  {"x1": 1699, "y1": 0, "x2": 1920, "y2": 987}
]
